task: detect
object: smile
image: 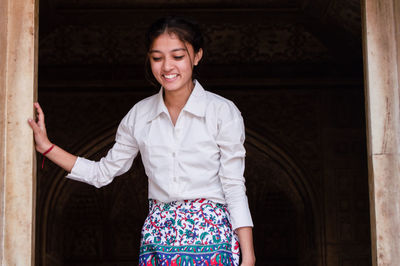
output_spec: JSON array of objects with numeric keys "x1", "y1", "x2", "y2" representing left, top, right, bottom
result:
[{"x1": 163, "y1": 74, "x2": 178, "y2": 79}]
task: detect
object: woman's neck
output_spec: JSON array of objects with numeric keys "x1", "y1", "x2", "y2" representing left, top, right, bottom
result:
[{"x1": 163, "y1": 81, "x2": 194, "y2": 111}]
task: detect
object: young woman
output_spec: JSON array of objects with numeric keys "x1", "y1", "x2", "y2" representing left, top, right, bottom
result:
[{"x1": 29, "y1": 16, "x2": 255, "y2": 266}]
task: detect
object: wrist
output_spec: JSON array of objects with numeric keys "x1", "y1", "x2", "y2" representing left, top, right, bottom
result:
[
  {"x1": 241, "y1": 255, "x2": 256, "y2": 265},
  {"x1": 38, "y1": 142, "x2": 54, "y2": 154},
  {"x1": 40, "y1": 144, "x2": 55, "y2": 169}
]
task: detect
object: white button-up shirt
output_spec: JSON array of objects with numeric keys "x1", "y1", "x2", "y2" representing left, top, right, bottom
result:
[{"x1": 67, "y1": 81, "x2": 253, "y2": 230}]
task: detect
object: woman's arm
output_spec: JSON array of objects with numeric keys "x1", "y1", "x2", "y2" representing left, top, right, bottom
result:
[
  {"x1": 28, "y1": 102, "x2": 77, "y2": 172},
  {"x1": 29, "y1": 102, "x2": 140, "y2": 188},
  {"x1": 214, "y1": 105, "x2": 255, "y2": 264},
  {"x1": 236, "y1": 227, "x2": 256, "y2": 266}
]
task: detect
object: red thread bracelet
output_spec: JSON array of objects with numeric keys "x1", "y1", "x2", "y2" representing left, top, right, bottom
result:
[{"x1": 42, "y1": 144, "x2": 55, "y2": 169}]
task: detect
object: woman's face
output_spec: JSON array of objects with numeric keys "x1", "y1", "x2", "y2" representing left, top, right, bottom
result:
[{"x1": 148, "y1": 32, "x2": 202, "y2": 93}]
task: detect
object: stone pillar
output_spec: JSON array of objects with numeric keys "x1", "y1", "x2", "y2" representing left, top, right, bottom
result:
[
  {"x1": 362, "y1": 0, "x2": 400, "y2": 265},
  {"x1": 0, "y1": 0, "x2": 38, "y2": 264}
]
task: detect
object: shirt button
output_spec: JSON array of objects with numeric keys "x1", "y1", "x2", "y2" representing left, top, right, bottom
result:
[{"x1": 172, "y1": 152, "x2": 176, "y2": 157}]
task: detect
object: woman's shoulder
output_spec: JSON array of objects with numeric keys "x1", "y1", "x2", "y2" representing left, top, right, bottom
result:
[{"x1": 203, "y1": 90, "x2": 242, "y2": 120}]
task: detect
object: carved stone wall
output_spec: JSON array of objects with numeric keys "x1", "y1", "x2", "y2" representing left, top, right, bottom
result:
[
  {"x1": 39, "y1": 23, "x2": 332, "y2": 66},
  {"x1": 35, "y1": 85, "x2": 371, "y2": 266},
  {"x1": 51, "y1": 0, "x2": 301, "y2": 10},
  {"x1": 38, "y1": 0, "x2": 364, "y2": 86}
]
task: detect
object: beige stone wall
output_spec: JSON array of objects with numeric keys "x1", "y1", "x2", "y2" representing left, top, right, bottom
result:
[
  {"x1": 0, "y1": 0, "x2": 38, "y2": 264},
  {"x1": 363, "y1": 0, "x2": 400, "y2": 265},
  {"x1": 0, "y1": 0, "x2": 8, "y2": 262}
]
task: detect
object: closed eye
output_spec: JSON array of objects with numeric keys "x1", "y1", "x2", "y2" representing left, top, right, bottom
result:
[
  {"x1": 151, "y1": 57, "x2": 162, "y2": 62},
  {"x1": 174, "y1": 55, "x2": 184, "y2": 60}
]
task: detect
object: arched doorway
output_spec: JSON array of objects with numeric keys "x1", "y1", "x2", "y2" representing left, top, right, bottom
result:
[{"x1": 34, "y1": 0, "x2": 371, "y2": 265}]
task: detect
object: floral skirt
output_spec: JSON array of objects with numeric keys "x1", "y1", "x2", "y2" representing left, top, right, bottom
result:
[{"x1": 139, "y1": 198, "x2": 239, "y2": 265}]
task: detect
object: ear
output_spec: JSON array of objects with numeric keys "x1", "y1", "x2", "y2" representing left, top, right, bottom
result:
[{"x1": 193, "y1": 48, "x2": 203, "y2": 66}]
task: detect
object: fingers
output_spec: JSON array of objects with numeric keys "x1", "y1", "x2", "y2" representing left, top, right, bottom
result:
[
  {"x1": 28, "y1": 118, "x2": 40, "y2": 132},
  {"x1": 34, "y1": 102, "x2": 46, "y2": 128},
  {"x1": 29, "y1": 102, "x2": 46, "y2": 133},
  {"x1": 34, "y1": 102, "x2": 43, "y2": 115},
  {"x1": 29, "y1": 102, "x2": 53, "y2": 153}
]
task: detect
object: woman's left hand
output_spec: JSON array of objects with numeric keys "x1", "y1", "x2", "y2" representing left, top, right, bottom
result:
[{"x1": 236, "y1": 227, "x2": 256, "y2": 266}]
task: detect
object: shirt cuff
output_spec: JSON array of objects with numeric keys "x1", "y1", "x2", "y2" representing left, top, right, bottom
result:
[
  {"x1": 229, "y1": 197, "x2": 254, "y2": 231},
  {"x1": 66, "y1": 157, "x2": 96, "y2": 185}
]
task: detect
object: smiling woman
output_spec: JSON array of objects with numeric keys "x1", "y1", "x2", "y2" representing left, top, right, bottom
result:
[{"x1": 29, "y1": 16, "x2": 255, "y2": 266}]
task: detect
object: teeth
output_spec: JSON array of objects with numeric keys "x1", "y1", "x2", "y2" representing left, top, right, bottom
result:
[{"x1": 164, "y1": 74, "x2": 177, "y2": 79}]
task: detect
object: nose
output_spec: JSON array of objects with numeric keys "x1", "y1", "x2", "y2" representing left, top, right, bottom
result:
[{"x1": 162, "y1": 58, "x2": 173, "y2": 72}]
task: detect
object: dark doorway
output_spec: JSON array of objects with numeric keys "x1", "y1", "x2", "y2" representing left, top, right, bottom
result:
[{"x1": 37, "y1": 1, "x2": 370, "y2": 265}]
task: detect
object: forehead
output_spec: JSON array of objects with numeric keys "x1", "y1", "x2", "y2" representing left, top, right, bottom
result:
[{"x1": 150, "y1": 32, "x2": 192, "y2": 53}]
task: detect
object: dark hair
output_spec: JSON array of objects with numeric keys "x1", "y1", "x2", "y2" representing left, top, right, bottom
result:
[{"x1": 144, "y1": 16, "x2": 204, "y2": 87}]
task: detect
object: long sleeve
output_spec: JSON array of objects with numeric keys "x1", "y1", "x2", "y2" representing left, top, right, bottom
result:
[
  {"x1": 216, "y1": 114, "x2": 253, "y2": 230},
  {"x1": 66, "y1": 109, "x2": 139, "y2": 188}
]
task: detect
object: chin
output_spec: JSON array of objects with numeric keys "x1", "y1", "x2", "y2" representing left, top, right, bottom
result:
[
  {"x1": 163, "y1": 86, "x2": 180, "y2": 92},
  {"x1": 161, "y1": 81, "x2": 182, "y2": 91}
]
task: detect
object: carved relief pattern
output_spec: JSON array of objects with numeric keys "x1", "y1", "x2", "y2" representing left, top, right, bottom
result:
[
  {"x1": 54, "y1": 0, "x2": 299, "y2": 9},
  {"x1": 40, "y1": 25, "x2": 148, "y2": 66},
  {"x1": 39, "y1": 23, "x2": 332, "y2": 66},
  {"x1": 327, "y1": 0, "x2": 362, "y2": 36},
  {"x1": 204, "y1": 23, "x2": 332, "y2": 64}
]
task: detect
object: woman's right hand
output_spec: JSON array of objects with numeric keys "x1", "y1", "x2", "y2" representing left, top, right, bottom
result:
[{"x1": 28, "y1": 102, "x2": 53, "y2": 154}]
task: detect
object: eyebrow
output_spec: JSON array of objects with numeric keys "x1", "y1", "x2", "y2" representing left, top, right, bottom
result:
[{"x1": 149, "y1": 48, "x2": 187, "y2": 53}]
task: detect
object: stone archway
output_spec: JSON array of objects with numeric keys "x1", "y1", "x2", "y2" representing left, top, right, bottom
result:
[
  {"x1": 245, "y1": 130, "x2": 322, "y2": 265},
  {"x1": 37, "y1": 127, "x2": 321, "y2": 265},
  {"x1": 38, "y1": 127, "x2": 148, "y2": 265}
]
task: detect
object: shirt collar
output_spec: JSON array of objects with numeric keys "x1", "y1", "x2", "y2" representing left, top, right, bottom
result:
[
  {"x1": 182, "y1": 80, "x2": 207, "y2": 117},
  {"x1": 147, "y1": 80, "x2": 207, "y2": 122},
  {"x1": 146, "y1": 87, "x2": 168, "y2": 122}
]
